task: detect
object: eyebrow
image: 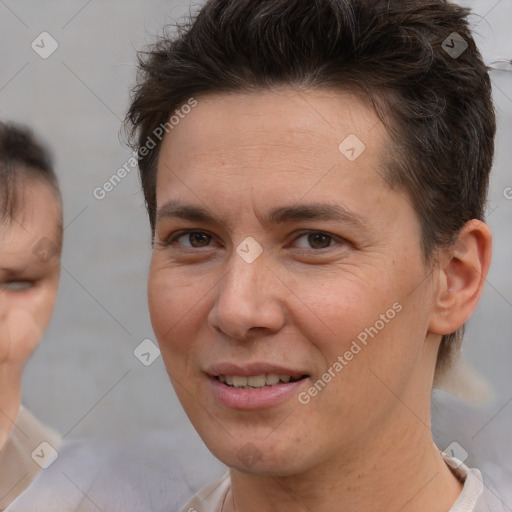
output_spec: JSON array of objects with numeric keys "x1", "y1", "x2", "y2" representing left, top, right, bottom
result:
[
  {"x1": 156, "y1": 200, "x2": 369, "y2": 230},
  {"x1": 0, "y1": 265, "x2": 29, "y2": 277}
]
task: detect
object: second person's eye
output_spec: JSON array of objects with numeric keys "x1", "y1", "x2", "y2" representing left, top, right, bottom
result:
[{"x1": 1, "y1": 280, "x2": 35, "y2": 292}]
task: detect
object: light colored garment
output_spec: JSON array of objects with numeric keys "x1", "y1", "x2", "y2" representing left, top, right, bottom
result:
[
  {"x1": 6, "y1": 428, "x2": 225, "y2": 512},
  {"x1": 181, "y1": 474, "x2": 229, "y2": 512},
  {"x1": 181, "y1": 452, "x2": 510, "y2": 512},
  {"x1": 0, "y1": 406, "x2": 61, "y2": 511}
]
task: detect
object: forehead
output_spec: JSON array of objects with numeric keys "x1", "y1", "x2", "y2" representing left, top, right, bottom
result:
[
  {"x1": 155, "y1": 88, "x2": 397, "y2": 224},
  {"x1": 0, "y1": 178, "x2": 62, "y2": 257}
]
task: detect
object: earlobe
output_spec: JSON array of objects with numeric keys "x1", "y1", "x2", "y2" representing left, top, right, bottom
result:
[{"x1": 429, "y1": 220, "x2": 492, "y2": 336}]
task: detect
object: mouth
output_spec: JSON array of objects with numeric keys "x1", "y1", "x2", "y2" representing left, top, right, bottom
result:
[
  {"x1": 215, "y1": 373, "x2": 308, "y2": 389},
  {"x1": 206, "y1": 364, "x2": 310, "y2": 409}
]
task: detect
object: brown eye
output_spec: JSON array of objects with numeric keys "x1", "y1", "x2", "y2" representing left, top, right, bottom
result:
[
  {"x1": 293, "y1": 232, "x2": 336, "y2": 250},
  {"x1": 307, "y1": 233, "x2": 332, "y2": 249},
  {"x1": 189, "y1": 232, "x2": 211, "y2": 247},
  {"x1": 173, "y1": 231, "x2": 212, "y2": 248}
]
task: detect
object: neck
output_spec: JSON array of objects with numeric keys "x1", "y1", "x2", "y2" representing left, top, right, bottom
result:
[{"x1": 224, "y1": 386, "x2": 462, "y2": 512}]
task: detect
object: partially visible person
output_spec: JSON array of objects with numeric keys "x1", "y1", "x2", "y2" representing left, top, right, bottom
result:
[
  {"x1": 0, "y1": 122, "x2": 62, "y2": 510},
  {"x1": 1, "y1": 124, "x2": 221, "y2": 512}
]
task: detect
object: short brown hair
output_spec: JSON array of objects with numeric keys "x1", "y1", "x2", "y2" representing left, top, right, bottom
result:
[
  {"x1": 0, "y1": 121, "x2": 61, "y2": 221},
  {"x1": 125, "y1": 0, "x2": 496, "y2": 378}
]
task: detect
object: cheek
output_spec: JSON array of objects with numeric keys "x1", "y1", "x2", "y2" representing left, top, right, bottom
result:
[
  {"x1": 0, "y1": 309, "x2": 43, "y2": 366},
  {"x1": 290, "y1": 265, "x2": 428, "y2": 397},
  {"x1": 33, "y1": 284, "x2": 59, "y2": 330},
  {"x1": 148, "y1": 264, "x2": 211, "y2": 358},
  {"x1": 288, "y1": 269, "x2": 390, "y2": 351},
  {"x1": 0, "y1": 280, "x2": 58, "y2": 344},
  {"x1": 148, "y1": 265, "x2": 215, "y2": 416}
]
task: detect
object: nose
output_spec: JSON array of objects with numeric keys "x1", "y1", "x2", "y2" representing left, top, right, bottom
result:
[{"x1": 208, "y1": 251, "x2": 286, "y2": 341}]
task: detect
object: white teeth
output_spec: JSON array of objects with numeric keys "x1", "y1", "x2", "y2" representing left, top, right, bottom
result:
[
  {"x1": 247, "y1": 375, "x2": 266, "y2": 387},
  {"x1": 231, "y1": 376, "x2": 248, "y2": 387},
  {"x1": 265, "y1": 373, "x2": 280, "y2": 385},
  {"x1": 218, "y1": 373, "x2": 296, "y2": 388}
]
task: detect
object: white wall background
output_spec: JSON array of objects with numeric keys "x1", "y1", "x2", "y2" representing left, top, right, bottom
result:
[{"x1": 0, "y1": 0, "x2": 510, "y2": 480}]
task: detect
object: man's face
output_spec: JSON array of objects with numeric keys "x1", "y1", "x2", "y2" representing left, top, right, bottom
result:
[
  {"x1": 0, "y1": 177, "x2": 61, "y2": 390},
  {"x1": 149, "y1": 89, "x2": 439, "y2": 475}
]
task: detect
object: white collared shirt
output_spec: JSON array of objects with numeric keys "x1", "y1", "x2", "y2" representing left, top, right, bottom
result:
[{"x1": 181, "y1": 453, "x2": 510, "y2": 512}]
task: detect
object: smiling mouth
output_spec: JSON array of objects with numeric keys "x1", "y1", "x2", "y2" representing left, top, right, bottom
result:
[{"x1": 215, "y1": 373, "x2": 308, "y2": 389}]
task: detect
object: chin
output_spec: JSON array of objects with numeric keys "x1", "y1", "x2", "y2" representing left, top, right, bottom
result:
[{"x1": 201, "y1": 432, "x2": 314, "y2": 477}]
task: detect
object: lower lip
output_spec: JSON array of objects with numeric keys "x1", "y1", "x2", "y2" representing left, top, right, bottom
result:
[{"x1": 208, "y1": 376, "x2": 308, "y2": 410}]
